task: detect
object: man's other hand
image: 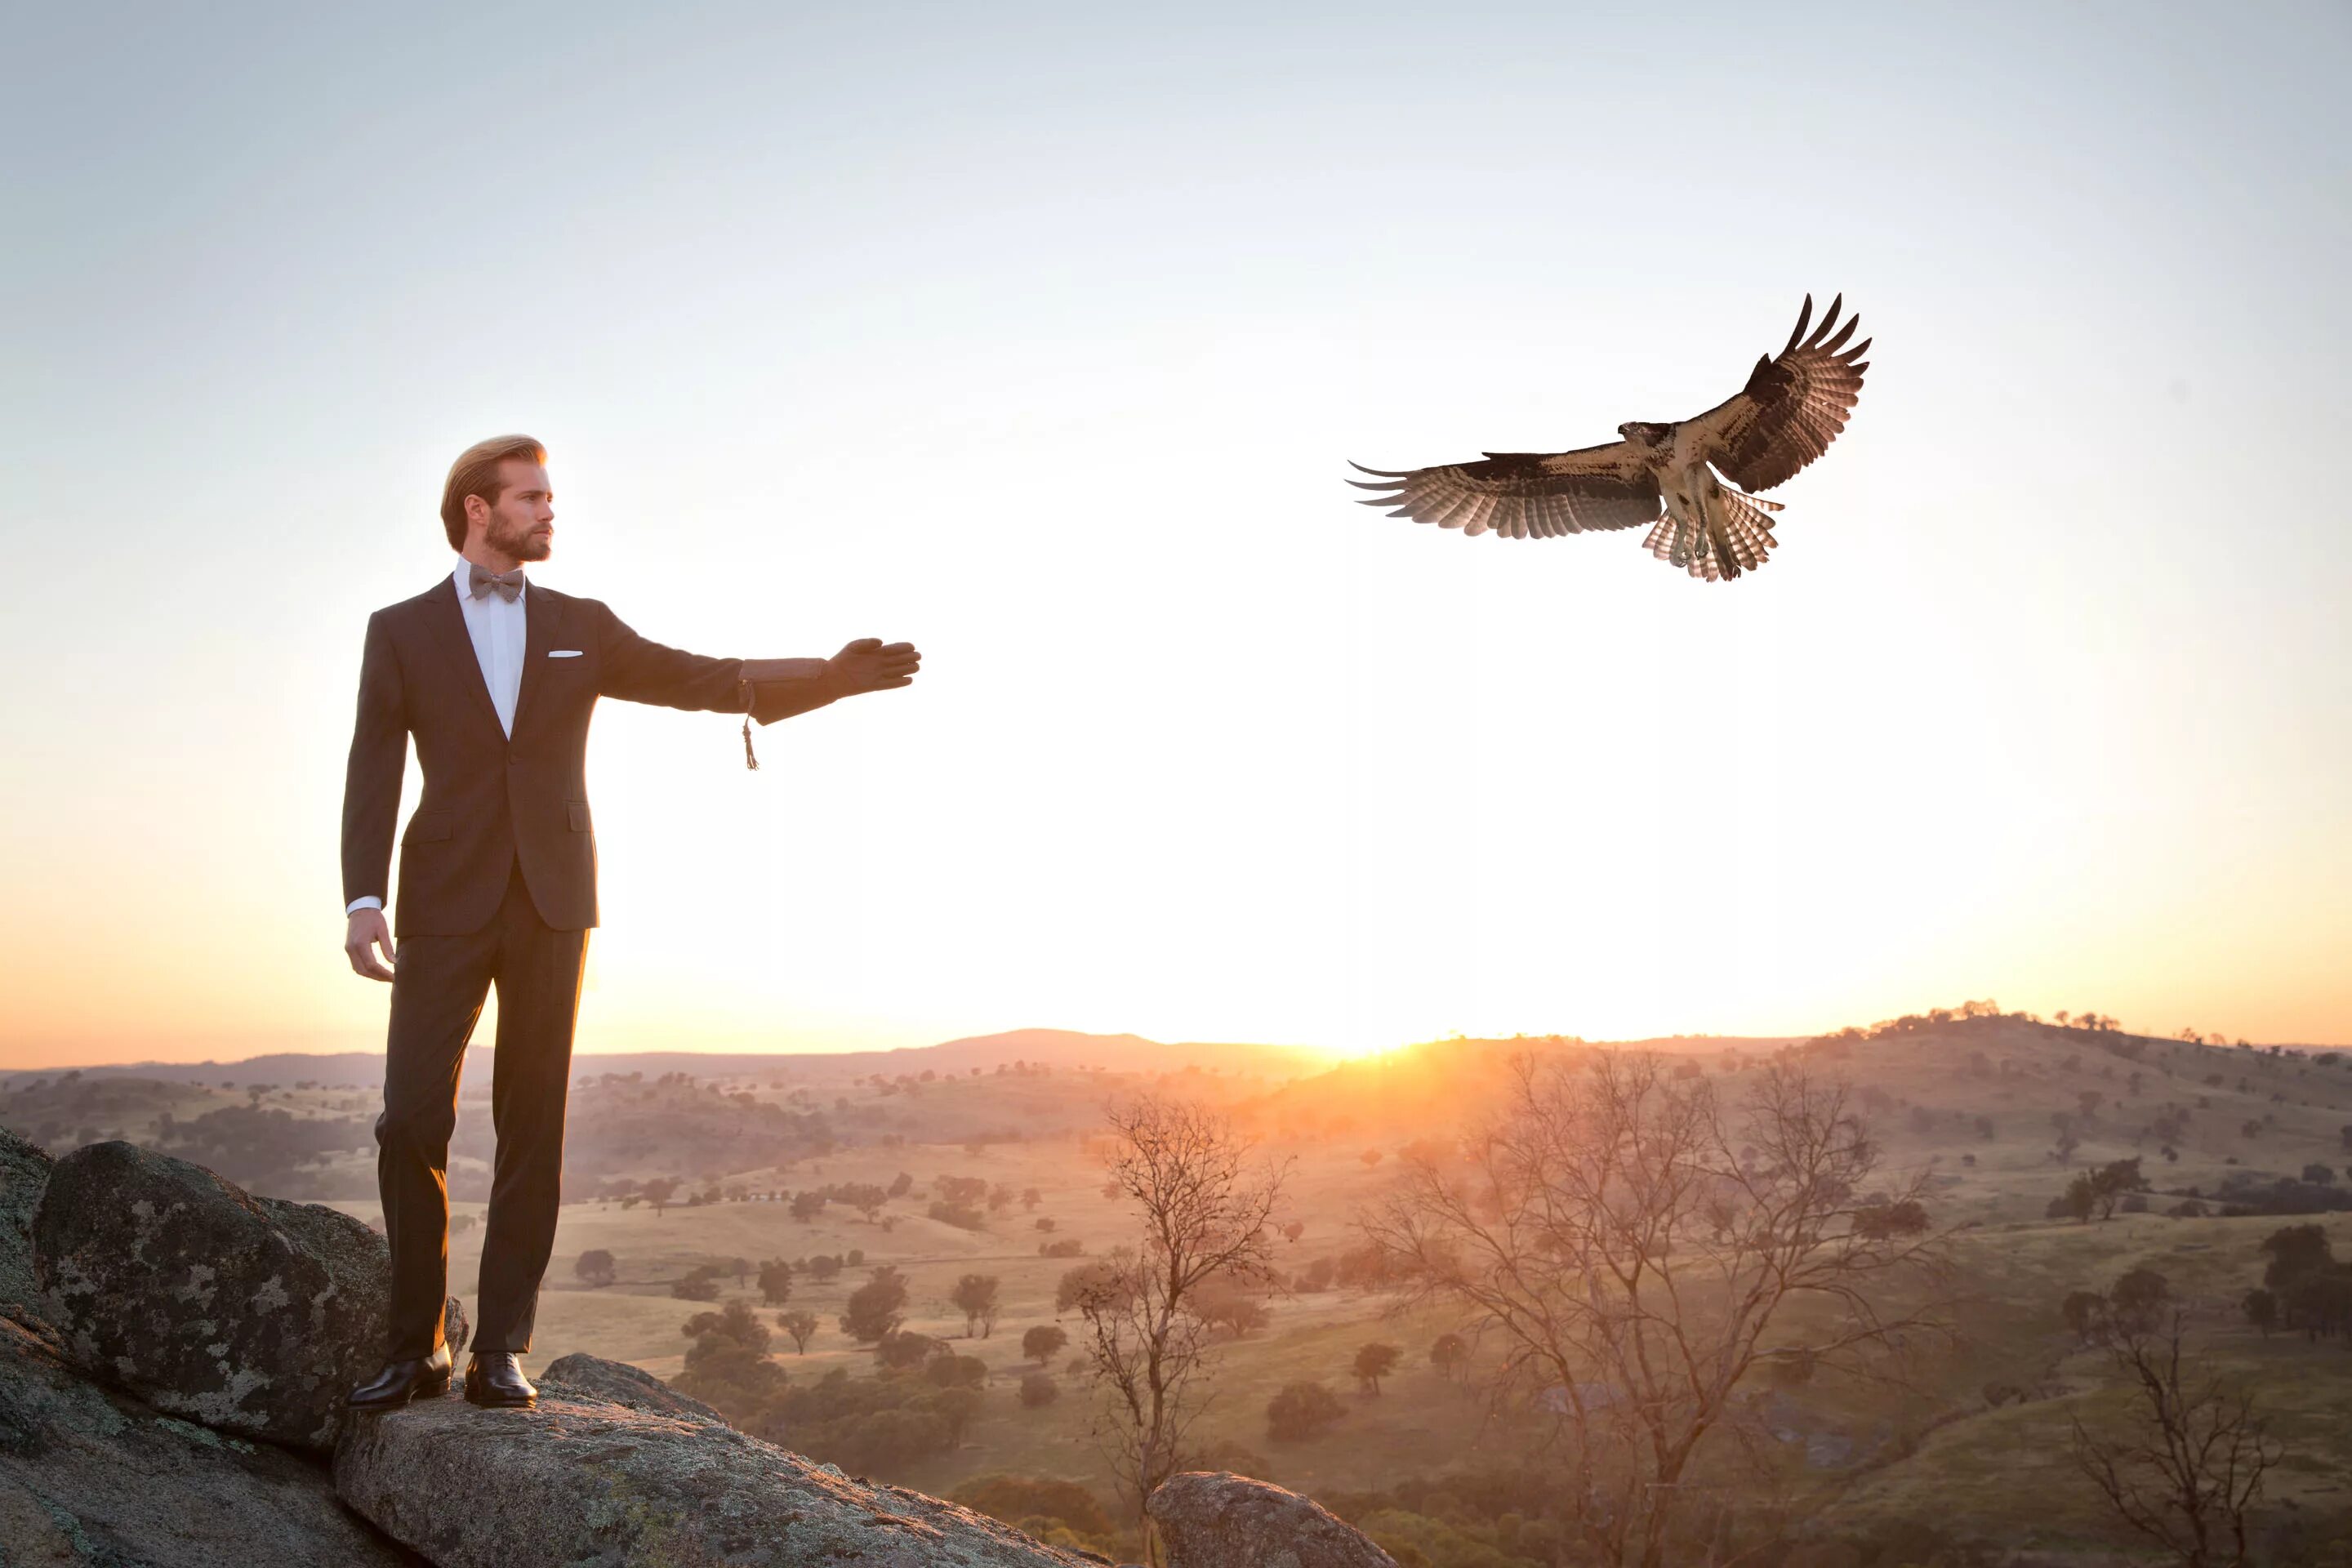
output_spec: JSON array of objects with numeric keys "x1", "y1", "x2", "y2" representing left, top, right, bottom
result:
[
  {"x1": 828, "y1": 638, "x2": 921, "y2": 696},
  {"x1": 346, "y1": 907, "x2": 397, "y2": 982}
]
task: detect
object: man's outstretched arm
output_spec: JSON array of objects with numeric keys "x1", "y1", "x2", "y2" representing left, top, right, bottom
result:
[
  {"x1": 592, "y1": 601, "x2": 920, "y2": 720},
  {"x1": 341, "y1": 611, "x2": 405, "y2": 981}
]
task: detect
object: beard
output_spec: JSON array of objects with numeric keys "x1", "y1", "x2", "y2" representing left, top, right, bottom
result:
[{"x1": 485, "y1": 513, "x2": 551, "y2": 562}]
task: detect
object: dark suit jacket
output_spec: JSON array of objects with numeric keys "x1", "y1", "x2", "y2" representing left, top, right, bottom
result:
[{"x1": 341, "y1": 576, "x2": 833, "y2": 935}]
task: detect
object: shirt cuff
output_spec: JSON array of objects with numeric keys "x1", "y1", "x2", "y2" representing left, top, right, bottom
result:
[{"x1": 346, "y1": 896, "x2": 384, "y2": 915}]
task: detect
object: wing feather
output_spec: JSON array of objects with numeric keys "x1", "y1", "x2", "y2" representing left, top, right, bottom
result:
[
  {"x1": 1347, "y1": 442, "x2": 1661, "y2": 540},
  {"x1": 1682, "y1": 294, "x2": 1872, "y2": 492}
]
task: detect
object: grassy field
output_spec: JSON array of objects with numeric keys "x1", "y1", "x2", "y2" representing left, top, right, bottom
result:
[{"x1": 23, "y1": 1014, "x2": 2352, "y2": 1560}]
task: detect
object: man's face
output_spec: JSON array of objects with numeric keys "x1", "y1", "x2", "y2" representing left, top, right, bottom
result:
[{"x1": 472, "y1": 459, "x2": 555, "y2": 562}]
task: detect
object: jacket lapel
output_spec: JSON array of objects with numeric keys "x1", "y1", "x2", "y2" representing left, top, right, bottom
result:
[
  {"x1": 421, "y1": 573, "x2": 506, "y2": 738},
  {"x1": 513, "y1": 581, "x2": 563, "y2": 735}
]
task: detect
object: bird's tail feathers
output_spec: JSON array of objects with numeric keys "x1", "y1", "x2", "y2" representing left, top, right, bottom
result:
[{"x1": 1645, "y1": 485, "x2": 1780, "y2": 581}]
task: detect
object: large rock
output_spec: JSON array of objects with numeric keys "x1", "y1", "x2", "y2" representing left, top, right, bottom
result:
[
  {"x1": 334, "y1": 1352, "x2": 1107, "y2": 1567},
  {"x1": 1148, "y1": 1472, "x2": 1396, "y2": 1568},
  {"x1": 0, "y1": 1127, "x2": 55, "y2": 1342},
  {"x1": 541, "y1": 1349, "x2": 725, "y2": 1423},
  {"x1": 31, "y1": 1140, "x2": 464, "y2": 1452},
  {"x1": 0, "y1": 1315, "x2": 417, "y2": 1566}
]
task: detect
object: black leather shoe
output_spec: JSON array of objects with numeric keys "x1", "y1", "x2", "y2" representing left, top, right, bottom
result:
[
  {"x1": 463, "y1": 1351, "x2": 537, "y2": 1409},
  {"x1": 346, "y1": 1346, "x2": 453, "y2": 1410}
]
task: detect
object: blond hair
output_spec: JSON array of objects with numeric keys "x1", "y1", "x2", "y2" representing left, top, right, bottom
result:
[{"x1": 439, "y1": 434, "x2": 546, "y2": 549}]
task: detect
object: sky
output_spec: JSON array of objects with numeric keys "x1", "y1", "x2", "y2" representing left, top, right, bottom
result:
[{"x1": 2, "y1": 2, "x2": 2347, "y2": 1068}]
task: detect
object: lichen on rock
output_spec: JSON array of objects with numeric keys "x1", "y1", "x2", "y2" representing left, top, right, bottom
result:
[
  {"x1": 0, "y1": 1315, "x2": 416, "y2": 1566},
  {"x1": 31, "y1": 1139, "x2": 461, "y2": 1453}
]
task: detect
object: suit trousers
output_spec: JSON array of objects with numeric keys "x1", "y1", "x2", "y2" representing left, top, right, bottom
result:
[{"x1": 376, "y1": 856, "x2": 587, "y2": 1359}]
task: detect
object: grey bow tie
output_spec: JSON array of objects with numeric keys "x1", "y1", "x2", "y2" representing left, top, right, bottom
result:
[{"x1": 468, "y1": 564, "x2": 524, "y2": 603}]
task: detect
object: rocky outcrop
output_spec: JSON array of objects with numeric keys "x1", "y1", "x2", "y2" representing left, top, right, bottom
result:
[
  {"x1": 1148, "y1": 1471, "x2": 1396, "y2": 1568},
  {"x1": 333, "y1": 1352, "x2": 1107, "y2": 1567},
  {"x1": 31, "y1": 1139, "x2": 464, "y2": 1453},
  {"x1": 0, "y1": 1314, "x2": 418, "y2": 1566}
]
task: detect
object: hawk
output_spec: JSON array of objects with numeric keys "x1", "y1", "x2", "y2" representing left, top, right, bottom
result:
[{"x1": 1350, "y1": 295, "x2": 1870, "y2": 581}]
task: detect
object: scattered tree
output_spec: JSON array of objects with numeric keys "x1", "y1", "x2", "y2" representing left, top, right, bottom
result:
[
  {"x1": 840, "y1": 1265, "x2": 911, "y2": 1343},
  {"x1": 777, "y1": 1308, "x2": 819, "y2": 1354},
  {"x1": 2069, "y1": 1300, "x2": 2277, "y2": 1568},
  {"x1": 1071, "y1": 1094, "x2": 1288, "y2": 1553},
  {"x1": 951, "y1": 1272, "x2": 1002, "y2": 1339},
  {"x1": 573, "y1": 1249, "x2": 617, "y2": 1288},
  {"x1": 1023, "y1": 1324, "x2": 1070, "y2": 1366},
  {"x1": 1352, "y1": 1342, "x2": 1401, "y2": 1394},
  {"x1": 2049, "y1": 1158, "x2": 2150, "y2": 1223},
  {"x1": 1362, "y1": 1051, "x2": 1953, "y2": 1568}
]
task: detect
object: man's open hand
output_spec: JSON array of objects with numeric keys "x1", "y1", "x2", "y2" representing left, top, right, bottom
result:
[
  {"x1": 345, "y1": 907, "x2": 397, "y2": 982},
  {"x1": 828, "y1": 638, "x2": 921, "y2": 696}
]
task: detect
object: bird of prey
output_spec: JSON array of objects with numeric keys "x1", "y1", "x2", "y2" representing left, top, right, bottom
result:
[{"x1": 1349, "y1": 295, "x2": 1870, "y2": 581}]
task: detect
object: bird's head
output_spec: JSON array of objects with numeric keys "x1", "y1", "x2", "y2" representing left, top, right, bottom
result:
[{"x1": 1617, "y1": 421, "x2": 1673, "y2": 448}]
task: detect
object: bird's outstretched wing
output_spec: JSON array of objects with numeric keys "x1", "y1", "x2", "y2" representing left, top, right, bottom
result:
[
  {"x1": 1347, "y1": 443, "x2": 1660, "y2": 540},
  {"x1": 1682, "y1": 295, "x2": 1870, "y2": 492}
]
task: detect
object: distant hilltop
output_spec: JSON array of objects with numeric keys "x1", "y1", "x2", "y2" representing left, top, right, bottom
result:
[
  {"x1": 12, "y1": 1012, "x2": 2332, "y2": 1089},
  {"x1": 3, "y1": 1025, "x2": 1812, "y2": 1089},
  {"x1": 0, "y1": 1027, "x2": 1345, "y2": 1089}
]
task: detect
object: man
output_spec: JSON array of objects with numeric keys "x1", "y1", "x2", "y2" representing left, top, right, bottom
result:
[{"x1": 340, "y1": 434, "x2": 919, "y2": 1412}]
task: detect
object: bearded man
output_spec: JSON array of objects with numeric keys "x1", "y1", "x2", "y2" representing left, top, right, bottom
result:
[{"x1": 339, "y1": 433, "x2": 919, "y2": 1411}]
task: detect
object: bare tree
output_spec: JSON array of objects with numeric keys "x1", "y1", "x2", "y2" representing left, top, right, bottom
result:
[
  {"x1": 2069, "y1": 1306, "x2": 2276, "y2": 1568},
  {"x1": 1075, "y1": 1094, "x2": 1287, "y2": 1562},
  {"x1": 1361, "y1": 1050, "x2": 1954, "y2": 1568}
]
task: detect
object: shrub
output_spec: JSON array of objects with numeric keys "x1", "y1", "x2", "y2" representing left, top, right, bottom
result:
[
  {"x1": 929, "y1": 1200, "x2": 987, "y2": 1231},
  {"x1": 1019, "y1": 1371, "x2": 1058, "y2": 1407},
  {"x1": 1851, "y1": 1199, "x2": 1929, "y2": 1240},
  {"x1": 927, "y1": 1352, "x2": 988, "y2": 1390},
  {"x1": 672, "y1": 1300, "x2": 785, "y2": 1417},
  {"x1": 746, "y1": 1368, "x2": 964, "y2": 1473},
  {"x1": 1267, "y1": 1380, "x2": 1346, "y2": 1442},
  {"x1": 671, "y1": 1263, "x2": 724, "y2": 1301},
  {"x1": 949, "y1": 1474, "x2": 1110, "y2": 1537}
]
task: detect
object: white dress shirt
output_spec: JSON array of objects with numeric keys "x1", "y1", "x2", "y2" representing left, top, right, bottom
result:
[{"x1": 345, "y1": 558, "x2": 527, "y2": 917}]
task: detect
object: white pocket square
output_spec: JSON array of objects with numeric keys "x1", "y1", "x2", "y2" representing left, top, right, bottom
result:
[{"x1": 547, "y1": 649, "x2": 585, "y2": 658}]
